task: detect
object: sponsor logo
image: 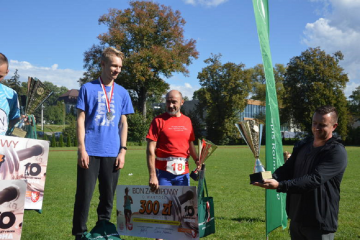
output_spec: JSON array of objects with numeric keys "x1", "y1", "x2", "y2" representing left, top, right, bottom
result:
[
  {"x1": 127, "y1": 223, "x2": 133, "y2": 231},
  {"x1": 31, "y1": 191, "x2": 40, "y2": 203}
]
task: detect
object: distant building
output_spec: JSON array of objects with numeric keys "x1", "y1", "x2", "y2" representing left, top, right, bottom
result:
[
  {"x1": 58, "y1": 89, "x2": 79, "y2": 114},
  {"x1": 239, "y1": 99, "x2": 299, "y2": 136},
  {"x1": 240, "y1": 99, "x2": 265, "y2": 120}
]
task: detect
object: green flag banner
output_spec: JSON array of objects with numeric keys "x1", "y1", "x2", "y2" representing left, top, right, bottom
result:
[{"x1": 252, "y1": 0, "x2": 288, "y2": 237}]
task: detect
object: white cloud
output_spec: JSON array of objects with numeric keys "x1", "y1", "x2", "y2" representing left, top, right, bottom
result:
[
  {"x1": 302, "y1": 0, "x2": 360, "y2": 97},
  {"x1": 182, "y1": 0, "x2": 228, "y2": 7},
  {"x1": 8, "y1": 60, "x2": 84, "y2": 90},
  {"x1": 169, "y1": 82, "x2": 199, "y2": 100}
]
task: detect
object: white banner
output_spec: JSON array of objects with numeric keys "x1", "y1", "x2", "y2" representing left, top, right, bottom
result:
[
  {"x1": 0, "y1": 136, "x2": 49, "y2": 210},
  {"x1": 116, "y1": 185, "x2": 199, "y2": 240},
  {"x1": 0, "y1": 180, "x2": 26, "y2": 240}
]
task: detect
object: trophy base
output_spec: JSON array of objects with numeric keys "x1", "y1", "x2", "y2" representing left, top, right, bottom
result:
[
  {"x1": 190, "y1": 171, "x2": 199, "y2": 181},
  {"x1": 11, "y1": 128, "x2": 27, "y2": 138},
  {"x1": 249, "y1": 171, "x2": 272, "y2": 184}
]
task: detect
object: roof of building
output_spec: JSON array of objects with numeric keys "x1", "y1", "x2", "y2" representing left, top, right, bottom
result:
[{"x1": 59, "y1": 89, "x2": 79, "y2": 99}]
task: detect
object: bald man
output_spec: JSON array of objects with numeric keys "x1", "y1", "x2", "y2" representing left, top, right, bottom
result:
[
  {"x1": 0, "y1": 53, "x2": 21, "y2": 135},
  {"x1": 146, "y1": 90, "x2": 200, "y2": 192}
]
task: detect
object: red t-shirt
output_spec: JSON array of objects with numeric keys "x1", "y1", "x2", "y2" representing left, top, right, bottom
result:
[{"x1": 146, "y1": 113, "x2": 195, "y2": 174}]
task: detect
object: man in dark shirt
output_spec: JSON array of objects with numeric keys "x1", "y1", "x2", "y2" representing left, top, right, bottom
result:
[{"x1": 253, "y1": 105, "x2": 347, "y2": 240}]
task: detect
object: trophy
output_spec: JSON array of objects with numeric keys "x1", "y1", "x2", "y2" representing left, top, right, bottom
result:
[
  {"x1": 190, "y1": 139, "x2": 217, "y2": 181},
  {"x1": 235, "y1": 120, "x2": 272, "y2": 184},
  {"x1": 10, "y1": 77, "x2": 53, "y2": 137}
]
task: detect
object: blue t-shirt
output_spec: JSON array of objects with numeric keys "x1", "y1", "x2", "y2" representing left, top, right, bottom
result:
[
  {"x1": 77, "y1": 79, "x2": 134, "y2": 157},
  {"x1": 0, "y1": 84, "x2": 20, "y2": 135}
]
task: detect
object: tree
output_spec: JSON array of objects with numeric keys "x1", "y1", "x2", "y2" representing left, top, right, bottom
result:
[
  {"x1": 63, "y1": 120, "x2": 76, "y2": 142},
  {"x1": 80, "y1": 1, "x2": 198, "y2": 119},
  {"x1": 250, "y1": 63, "x2": 286, "y2": 106},
  {"x1": 127, "y1": 112, "x2": 151, "y2": 146},
  {"x1": 195, "y1": 54, "x2": 252, "y2": 144},
  {"x1": 51, "y1": 133, "x2": 56, "y2": 147},
  {"x1": 349, "y1": 86, "x2": 360, "y2": 118},
  {"x1": 185, "y1": 108, "x2": 205, "y2": 141},
  {"x1": 67, "y1": 135, "x2": 72, "y2": 147},
  {"x1": 45, "y1": 101, "x2": 65, "y2": 124},
  {"x1": 74, "y1": 136, "x2": 78, "y2": 147},
  {"x1": 283, "y1": 47, "x2": 349, "y2": 138},
  {"x1": 2, "y1": 69, "x2": 22, "y2": 94},
  {"x1": 59, "y1": 134, "x2": 65, "y2": 147}
]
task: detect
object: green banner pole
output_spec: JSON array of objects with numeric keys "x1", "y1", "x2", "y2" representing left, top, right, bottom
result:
[{"x1": 252, "y1": 0, "x2": 288, "y2": 237}]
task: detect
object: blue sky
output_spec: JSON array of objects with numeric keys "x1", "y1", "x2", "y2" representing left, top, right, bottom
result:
[{"x1": 1, "y1": 0, "x2": 359, "y2": 99}]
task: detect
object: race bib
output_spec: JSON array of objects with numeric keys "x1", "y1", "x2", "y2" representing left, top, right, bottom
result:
[{"x1": 166, "y1": 159, "x2": 186, "y2": 175}]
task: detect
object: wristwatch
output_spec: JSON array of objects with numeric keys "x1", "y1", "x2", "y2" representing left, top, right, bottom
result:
[{"x1": 120, "y1": 146, "x2": 128, "y2": 150}]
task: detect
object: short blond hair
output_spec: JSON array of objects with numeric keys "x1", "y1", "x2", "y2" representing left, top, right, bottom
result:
[{"x1": 101, "y1": 47, "x2": 124, "y2": 63}]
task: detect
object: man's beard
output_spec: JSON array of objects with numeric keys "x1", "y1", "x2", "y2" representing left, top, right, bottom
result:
[{"x1": 167, "y1": 108, "x2": 180, "y2": 116}]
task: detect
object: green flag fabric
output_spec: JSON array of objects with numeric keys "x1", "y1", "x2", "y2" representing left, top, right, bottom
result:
[{"x1": 252, "y1": 0, "x2": 288, "y2": 236}]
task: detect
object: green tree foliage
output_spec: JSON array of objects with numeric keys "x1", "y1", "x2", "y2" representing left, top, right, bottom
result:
[
  {"x1": 67, "y1": 135, "x2": 72, "y2": 147},
  {"x1": 51, "y1": 133, "x2": 56, "y2": 147},
  {"x1": 127, "y1": 112, "x2": 151, "y2": 146},
  {"x1": 345, "y1": 126, "x2": 360, "y2": 145},
  {"x1": 2, "y1": 69, "x2": 22, "y2": 95},
  {"x1": 63, "y1": 120, "x2": 76, "y2": 141},
  {"x1": 74, "y1": 136, "x2": 78, "y2": 147},
  {"x1": 41, "y1": 81, "x2": 69, "y2": 106},
  {"x1": 349, "y1": 86, "x2": 360, "y2": 118},
  {"x1": 250, "y1": 63, "x2": 286, "y2": 106},
  {"x1": 283, "y1": 47, "x2": 349, "y2": 138},
  {"x1": 185, "y1": 108, "x2": 205, "y2": 141},
  {"x1": 45, "y1": 101, "x2": 65, "y2": 124},
  {"x1": 43, "y1": 133, "x2": 48, "y2": 141},
  {"x1": 80, "y1": 1, "x2": 198, "y2": 118},
  {"x1": 195, "y1": 54, "x2": 252, "y2": 144},
  {"x1": 59, "y1": 134, "x2": 64, "y2": 147}
]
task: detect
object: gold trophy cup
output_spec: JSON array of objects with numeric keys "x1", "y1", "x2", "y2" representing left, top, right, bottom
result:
[{"x1": 235, "y1": 120, "x2": 272, "y2": 184}]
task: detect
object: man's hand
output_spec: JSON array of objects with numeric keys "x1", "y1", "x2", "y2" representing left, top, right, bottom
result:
[
  {"x1": 115, "y1": 151, "x2": 126, "y2": 170},
  {"x1": 78, "y1": 149, "x2": 89, "y2": 169},
  {"x1": 149, "y1": 175, "x2": 159, "y2": 192},
  {"x1": 252, "y1": 179, "x2": 279, "y2": 189},
  {"x1": 195, "y1": 159, "x2": 201, "y2": 171}
]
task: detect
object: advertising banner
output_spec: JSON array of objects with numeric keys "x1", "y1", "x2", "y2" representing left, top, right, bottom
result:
[
  {"x1": 116, "y1": 185, "x2": 199, "y2": 240},
  {"x1": 0, "y1": 136, "x2": 49, "y2": 210},
  {"x1": 0, "y1": 180, "x2": 27, "y2": 240},
  {"x1": 252, "y1": 0, "x2": 288, "y2": 236}
]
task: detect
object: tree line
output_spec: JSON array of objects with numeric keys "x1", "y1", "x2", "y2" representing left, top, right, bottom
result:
[{"x1": 4, "y1": 1, "x2": 360, "y2": 146}]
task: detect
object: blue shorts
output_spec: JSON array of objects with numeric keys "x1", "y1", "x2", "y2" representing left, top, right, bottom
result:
[{"x1": 156, "y1": 169, "x2": 190, "y2": 186}]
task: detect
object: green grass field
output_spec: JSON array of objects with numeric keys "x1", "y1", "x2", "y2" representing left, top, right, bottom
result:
[{"x1": 20, "y1": 146, "x2": 360, "y2": 240}]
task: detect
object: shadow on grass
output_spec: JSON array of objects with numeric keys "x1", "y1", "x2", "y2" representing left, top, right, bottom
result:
[{"x1": 217, "y1": 216, "x2": 265, "y2": 223}]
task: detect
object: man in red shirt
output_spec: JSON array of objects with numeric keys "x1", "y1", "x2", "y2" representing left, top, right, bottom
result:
[{"x1": 146, "y1": 90, "x2": 200, "y2": 192}]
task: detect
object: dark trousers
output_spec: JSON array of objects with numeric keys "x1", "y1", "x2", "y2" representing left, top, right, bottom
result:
[
  {"x1": 72, "y1": 156, "x2": 120, "y2": 236},
  {"x1": 290, "y1": 221, "x2": 335, "y2": 240}
]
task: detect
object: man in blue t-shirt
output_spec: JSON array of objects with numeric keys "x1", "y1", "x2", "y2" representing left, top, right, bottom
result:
[
  {"x1": 72, "y1": 47, "x2": 134, "y2": 239},
  {"x1": 0, "y1": 53, "x2": 21, "y2": 135}
]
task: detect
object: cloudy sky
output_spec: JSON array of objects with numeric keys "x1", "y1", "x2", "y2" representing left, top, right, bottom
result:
[{"x1": 1, "y1": 0, "x2": 359, "y2": 98}]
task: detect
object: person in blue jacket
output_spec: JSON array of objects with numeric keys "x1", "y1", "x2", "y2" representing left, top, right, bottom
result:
[
  {"x1": 254, "y1": 105, "x2": 347, "y2": 240},
  {"x1": 0, "y1": 53, "x2": 21, "y2": 136},
  {"x1": 72, "y1": 47, "x2": 134, "y2": 239}
]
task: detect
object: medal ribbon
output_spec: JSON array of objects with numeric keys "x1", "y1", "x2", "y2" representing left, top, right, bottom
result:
[{"x1": 99, "y1": 77, "x2": 114, "y2": 114}]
